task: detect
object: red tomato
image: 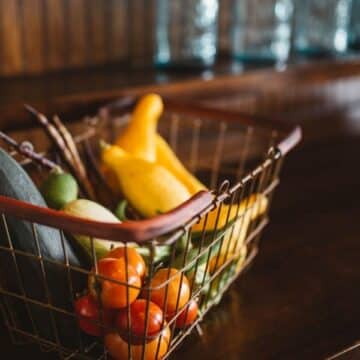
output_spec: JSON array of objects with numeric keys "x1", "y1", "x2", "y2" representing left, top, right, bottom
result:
[
  {"x1": 74, "y1": 295, "x2": 113, "y2": 336},
  {"x1": 173, "y1": 300, "x2": 199, "y2": 328},
  {"x1": 88, "y1": 257, "x2": 141, "y2": 309},
  {"x1": 107, "y1": 247, "x2": 146, "y2": 279},
  {"x1": 148, "y1": 268, "x2": 190, "y2": 315},
  {"x1": 105, "y1": 325, "x2": 171, "y2": 360},
  {"x1": 116, "y1": 299, "x2": 164, "y2": 342}
]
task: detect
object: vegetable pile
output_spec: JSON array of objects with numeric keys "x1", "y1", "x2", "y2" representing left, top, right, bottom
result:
[
  {"x1": 75, "y1": 246, "x2": 196, "y2": 360},
  {"x1": 0, "y1": 94, "x2": 268, "y2": 359}
]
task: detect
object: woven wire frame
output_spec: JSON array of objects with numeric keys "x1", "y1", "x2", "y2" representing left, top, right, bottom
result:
[{"x1": 0, "y1": 107, "x2": 285, "y2": 360}]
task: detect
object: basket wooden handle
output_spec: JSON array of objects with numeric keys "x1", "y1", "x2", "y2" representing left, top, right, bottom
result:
[{"x1": 0, "y1": 191, "x2": 213, "y2": 243}]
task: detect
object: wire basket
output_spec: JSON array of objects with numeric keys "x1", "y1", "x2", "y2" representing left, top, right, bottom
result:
[{"x1": 0, "y1": 97, "x2": 301, "y2": 359}]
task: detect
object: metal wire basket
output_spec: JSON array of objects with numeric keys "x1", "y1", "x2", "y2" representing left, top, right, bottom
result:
[{"x1": 0, "y1": 97, "x2": 301, "y2": 359}]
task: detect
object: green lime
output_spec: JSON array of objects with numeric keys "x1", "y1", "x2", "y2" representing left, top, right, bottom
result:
[{"x1": 41, "y1": 171, "x2": 78, "y2": 209}]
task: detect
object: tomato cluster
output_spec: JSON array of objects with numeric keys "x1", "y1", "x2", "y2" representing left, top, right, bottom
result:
[{"x1": 74, "y1": 246, "x2": 199, "y2": 360}]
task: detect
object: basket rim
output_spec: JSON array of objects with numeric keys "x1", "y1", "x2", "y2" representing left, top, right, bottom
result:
[
  {"x1": 101, "y1": 96, "x2": 302, "y2": 156},
  {"x1": 0, "y1": 97, "x2": 302, "y2": 243}
]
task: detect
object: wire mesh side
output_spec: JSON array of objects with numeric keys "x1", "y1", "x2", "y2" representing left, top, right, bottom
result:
[{"x1": 138, "y1": 152, "x2": 282, "y2": 359}]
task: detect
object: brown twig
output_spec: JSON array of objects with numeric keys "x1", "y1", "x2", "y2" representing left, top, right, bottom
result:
[
  {"x1": 52, "y1": 114, "x2": 86, "y2": 178},
  {"x1": 24, "y1": 104, "x2": 96, "y2": 200},
  {"x1": 83, "y1": 139, "x2": 115, "y2": 196},
  {"x1": 51, "y1": 114, "x2": 97, "y2": 200},
  {"x1": 0, "y1": 131, "x2": 59, "y2": 171},
  {"x1": 83, "y1": 138, "x2": 117, "y2": 208}
]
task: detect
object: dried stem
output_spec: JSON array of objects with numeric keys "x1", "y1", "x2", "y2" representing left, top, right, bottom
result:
[
  {"x1": 0, "y1": 131, "x2": 59, "y2": 171},
  {"x1": 83, "y1": 139, "x2": 115, "y2": 196},
  {"x1": 24, "y1": 104, "x2": 96, "y2": 200},
  {"x1": 52, "y1": 114, "x2": 86, "y2": 178}
]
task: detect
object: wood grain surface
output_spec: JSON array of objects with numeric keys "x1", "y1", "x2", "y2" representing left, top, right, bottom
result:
[
  {"x1": 0, "y1": 0, "x2": 23, "y2": 75},
  {"x1": 21, "y1": 0, "x2": 45, "y2": 73},
  {"x1": 66, "y1": 0, "x2": 87, "y2": 68},
  {"x1": 0, "y1": 0, "x2": 234, "y2": 77}
]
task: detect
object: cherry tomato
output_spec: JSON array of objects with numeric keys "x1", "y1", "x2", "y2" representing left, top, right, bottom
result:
[
  {"x1": 89, "y1": 257, "x2": 141, "y2": 309},
  {"x1": 107, "y1": 247, "x2": 146, "y2": 279},
  {"x1": 116, "y1": 299, "x2": 164, "y2": 342},
  {"x1": 148, "y1": 268, "x2": 190, "y2": 314},
  {"x1": 105, "y1": 325, "x2": 171, "y2": 360},
  {"x1": 173, "y1": 300, "x2": 199, "y2": 328},
  {"x1": 74, "y1": 295, "x2": 113, "y2": 336}
]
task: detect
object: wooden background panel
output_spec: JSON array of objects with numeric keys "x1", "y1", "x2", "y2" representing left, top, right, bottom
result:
[
  {"x1": 127, "y1": 0, "x2": 156, "y2": 66},
  {"x1": 108, "y1": 0, "x2": 129, "y2": 63},
  {"x1": 87, "y1": 0, "x2": 108, "y2": 65},
  {"x1": 21, "y1": 0, "x2": 45, "y2": 73},
  {"x1": 0, "y1": 0, "x2": 231, "y2": 77},
  {"x1": 66, "y1": 0, "x2": 87, "y2": 68},
  {"x1": 45, "y1": 0, "x2": 66, "y2": 70},
  {"x1": 0, "y1": 0, "x2": 23, "y2": 75}
]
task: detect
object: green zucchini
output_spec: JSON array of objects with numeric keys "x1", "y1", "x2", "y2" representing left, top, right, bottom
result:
[{"x1": 0, "y1": 148, "x2": 85, "y2": 348}]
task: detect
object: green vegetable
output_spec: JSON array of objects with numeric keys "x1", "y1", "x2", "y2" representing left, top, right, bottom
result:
[
  {"x1": 173, "y1": 247, "x2": 212, "y2": 295},
  {"x1": 175, "y1": 232, "x2": 193, "y2": 254},
  {"x1": 136, "y1": 244, "x2": 172, "y2": 266},
  {"x1": 114, "y1": 200, "x2": 128, "y2": 221},
  {"x1": 173, "y1": 248, "x2": 206, "y2": 270},
  {"x1": 62, "y1": 199, "x2": 124, "y2": 260},
  {"x1": 205, "y1": 263, "x2": 237, "y2": 307},
  {"x1": 63, "y1": 199, "x2": 172, "y2": 265},
  {"x1": 0, "y1": 148, "x2": 83, "y2": 347},
  {"x1": 41, "y1": 169, "x2": 78, "y2": 209},
  {"x1": 188, "y1": 263, "x2": 211, "y2": 294},
  {"x1": 173, "y1": 240, "x2": 222, "y2": 269}
]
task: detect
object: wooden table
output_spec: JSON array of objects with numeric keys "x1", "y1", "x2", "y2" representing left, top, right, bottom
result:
[{"x1": 1, "y1": 60, "x2": 360, "y2": 359}]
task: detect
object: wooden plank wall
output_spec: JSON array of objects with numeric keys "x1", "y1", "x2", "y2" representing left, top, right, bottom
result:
[{"x1": 0, "y1": 0, "x2": 232, "y2": 77}]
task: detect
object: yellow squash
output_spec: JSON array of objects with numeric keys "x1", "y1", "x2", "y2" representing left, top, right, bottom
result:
[
  {"x1": 155, "y1": 134, "x2": 207, "y2": 194},
  {"x1": 235, "y1": 245, "x2": 248, "y2": 274},
  {"x1": 220, "y1": 212, "x2": 252, "y2": 256},
  {"x1": 114, "y1": 93, "x2": 206, "y2": 194},
  {"x1": 198, "y1": 195, "x2": 267, "y2": 266},
  {"x1": 192, "y1": 193, "x2": 268, "y2": 233},
  {"x1": 208, "y1": 245, "x2": 247, "y2": 275},
  {"x1": 102, "y1": 145, "x2": 192, "y2": 218},
  {"x1": 115, "y1": 93, "x2": 163, "y2": 162}
]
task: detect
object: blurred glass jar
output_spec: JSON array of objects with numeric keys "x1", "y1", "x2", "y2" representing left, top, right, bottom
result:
[
  {"x1": 294, "y1": 0, "x2": 353, "y2": 56},
  {"x1": 155, "y1": 0, "x2": 219, "y2": 69},
  {"x1": 231, "y1": 0, "x2": 294, "y2": 63},
  {"x1": 349, "y1": 0, "x2": 360, "y2": 50}
]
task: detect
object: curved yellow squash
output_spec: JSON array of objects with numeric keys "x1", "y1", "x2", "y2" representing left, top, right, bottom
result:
[
  {"x1": 192, "y1": 193, "x2": 268, "y2": 233},
  {"x1": 155, "y1": 134, "x2": 207, "y2": 195},
  {"x1": 114, "y1": 93, "x2": 206, "y2": 195},
  {"x1": 115, "y1": 93, "x2": 164, "y2": 162},
  {"x1": 102, "y1": 145, "x2": 192, "y2": 218}
]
